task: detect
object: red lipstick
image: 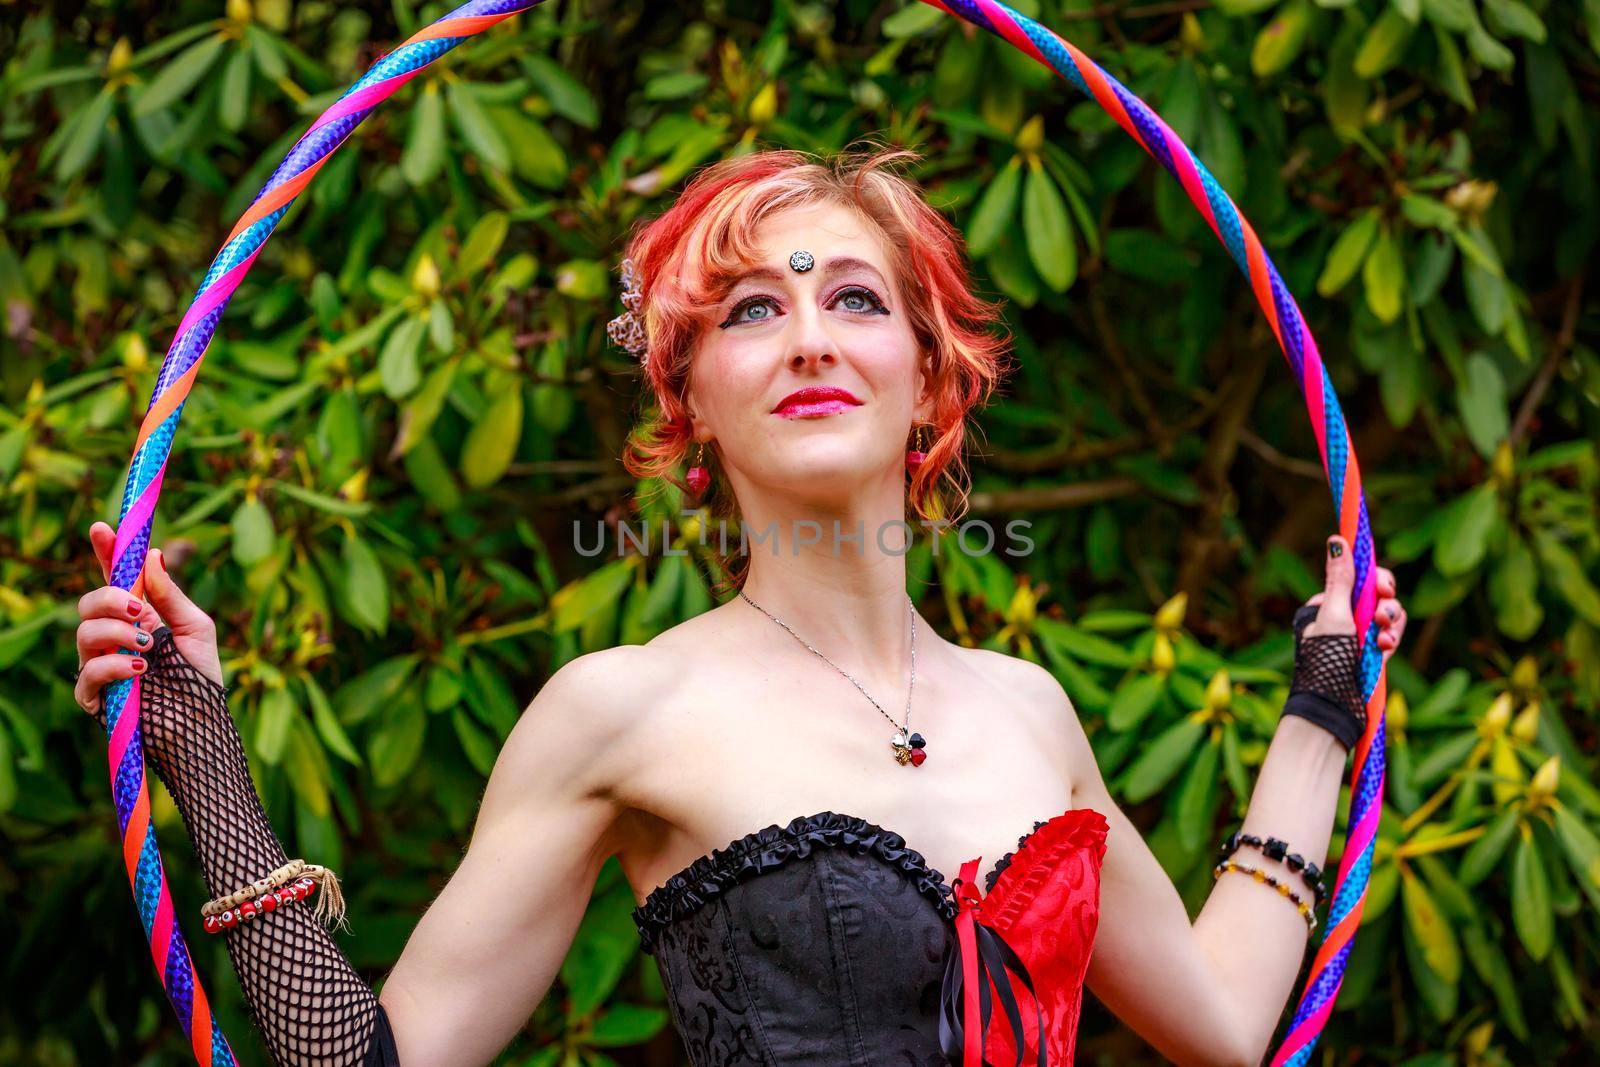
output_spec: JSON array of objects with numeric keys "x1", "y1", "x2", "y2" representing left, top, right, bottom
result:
[{"x1": 772, "y1": 385, "x2": 863, "y2": 419}]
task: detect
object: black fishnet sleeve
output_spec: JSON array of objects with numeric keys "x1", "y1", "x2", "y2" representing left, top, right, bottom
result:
[
  {"x1": 1279, "y1": 604, "x2": 1368, "y2": 751},
  {"x1": 135, "y1": 626, "x2": 401, "y2": 1067}
]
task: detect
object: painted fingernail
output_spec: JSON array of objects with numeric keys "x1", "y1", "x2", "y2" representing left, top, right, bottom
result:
[
  {"x1": 131, "y1": 658, "x2": 146, "y2": 672},
  {"x1": 127, "y1": 598, "x2": 143, "y2": 616},
  {"x1": 1328, "y1": 540, "x2": 1344, "y2": 558},
  {"x1": 135, "y1": 630, "x2": 150, "y2": 647}
]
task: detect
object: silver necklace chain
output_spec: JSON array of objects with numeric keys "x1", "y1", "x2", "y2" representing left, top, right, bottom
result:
[{"x1": 737, "y1": 589, "x2": 917, "y2": 736}]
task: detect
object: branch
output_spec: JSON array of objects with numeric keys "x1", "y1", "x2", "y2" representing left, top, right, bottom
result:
[{"x1": 1508, "y1": 268, "x2": 1587, "y2": 449}]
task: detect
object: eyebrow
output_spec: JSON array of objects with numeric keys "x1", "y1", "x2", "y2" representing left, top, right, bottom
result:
[{"x1": 724, "y1": 256, "x2": 888, "y2": 291}]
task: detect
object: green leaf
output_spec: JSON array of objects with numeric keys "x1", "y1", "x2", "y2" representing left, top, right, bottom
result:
[
  {"x1": 1361, "y1": 227, "x2": 1405, "y2": 323},
  {"x1": 451, "y1": 707, "x2": 498, "y2": 777},
  {"x1": 553, "y1": 558, "x2": 638, "y2": 633},
  {"x1": 1401, "y1": 868, "x2": 1461, "y2": 984},
  {"x1": 457, "y1": 212, "x2": 510, "y2": 279},
  {"x1": 341, "y1": 529, "x2": 390, "y2": 636},
  {"x1": 301, "y1": 673, "x2": 362, "y2": 766},
  {"x1": 1122, "y1": 715, "x2": 1206, "y2": 802},
  {"x1": 1317, "y1": 209, "x2": 1379, "y2": 296},
  {"x1": 1174, "y1": 735, "x2": 1221, "y2": 852},
  {"x1": 1432, "y1": 484, "x2": 1499, "y2": 577},
  {"x1": 254, "y1": 685, "x2": 296, "y2": 766},
  {"x1": 401, "y1": 83, "x2": 446, "y2": 187},
  {"x1": 1461, "y1": 809, "x2": 1521, "y2": 887},
  {"x1": 133, "y1": 34, "x2": 226, "y2": 116},
  {"x1": 1455, "y1": 353, "x2": 1509, "y2": 458},
  {"x1": 521, "y1": 53, "x2": 599, "y2": 128},
  {"x1": 55, "y1": 86, "x2": 116, "y2": 181},
  {"x1": 0, "y1": 726, "x2": 16, "y2": 812},
  {"x1": 1022, "y1": 161, "x2": 1076, "y2": 292},
  {"x1": 1108, "y1": 672, "x2": 1166, "y2": 731},
  {"x1": 1033, "y1": 618, "x2": 1136, "y2": 668},
  {"x1": 1354, "y1": 11, "x2": 1415, "y2": 77},
  {"x1": 1488, "y1": 530, "x2": 1543, "y2": 639},
  {"x1": 231, "y1": 496, "x2": 276, "y2": 566},
  {"x1": 1533, "y1": 531, "x2": 1600, "y2": 625},
  {"x1": 1251, "y1": 0, "x2": 1314, "y2": 76},
  {"x1": 460, "y1": 385, "x2": 523, "y2": 490},
  {"x1": 332, "y1": 655, "x2": 420, "y2": 725},
  {"x1": 393, "y1": 357, "x2": 459, "y2": 458},
  {"x1": 882, "y1": 3, "x2": 947, "y2": 37},
  {"x1": 588, "y1": 1003, "x2": 671, "y2": 1046},
  {"x1": 446, "y1": 82, "x2": 510, "y2": 174},
  {"x1": 1511, "y1": 827, "x2": 1554, "y2": 959},
  {"x1": 218, "y1": 46, "x2": 252, "y2": 132},
  {"x1": 379, "y1": 315, "x2": 427, "y2": 400},
  {"x1": 369, "y1": 701, "x2": 427, "y2": 788},
  {"x1": 1551, "y1": 805, "x2": 1600, "y2": 914},
  {"x1": 967, "y1": 157, "x2": 1022, "y2": 259}
]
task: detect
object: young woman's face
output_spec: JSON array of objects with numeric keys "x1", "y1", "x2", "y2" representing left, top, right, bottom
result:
[{"x1": 685, "y1": 200, "x2": 926, "y2": 507}]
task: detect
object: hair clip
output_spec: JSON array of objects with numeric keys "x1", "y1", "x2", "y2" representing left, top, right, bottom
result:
[{"x1": 605, "y1": 257, "x2": 649, "y2": 363}]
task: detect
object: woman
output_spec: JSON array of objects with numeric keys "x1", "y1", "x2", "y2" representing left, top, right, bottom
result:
[{"x1": 75, "y1": 148, "x2": 1406, "y2": 1067}]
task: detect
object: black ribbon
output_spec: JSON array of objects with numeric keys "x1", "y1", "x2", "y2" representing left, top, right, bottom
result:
[{"x1": 937, "y1": 874, "x2": 1049, "y2": 1066}]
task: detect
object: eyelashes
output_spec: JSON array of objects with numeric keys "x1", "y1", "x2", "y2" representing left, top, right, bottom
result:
[{"x1": 717, "y1": 285, "x2": 890, "y2": 329}]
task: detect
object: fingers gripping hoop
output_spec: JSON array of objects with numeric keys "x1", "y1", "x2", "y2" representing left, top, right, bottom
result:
[{"x1": 105, "y1": 2, "x2": 1386, "y2": 1064}]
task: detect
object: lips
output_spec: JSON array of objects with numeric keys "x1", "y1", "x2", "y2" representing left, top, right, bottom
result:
[{"x1": 772, "y1": 385, "x2": 863, "y2": 419}]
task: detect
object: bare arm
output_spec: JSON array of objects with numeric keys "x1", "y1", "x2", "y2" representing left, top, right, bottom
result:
[
  {"x1": 378, "y1": 649, "x2": 634, "y2": 1065},
  {"x1": 1066, "y1": 539, "x2": 1406, "y2": 1067}
]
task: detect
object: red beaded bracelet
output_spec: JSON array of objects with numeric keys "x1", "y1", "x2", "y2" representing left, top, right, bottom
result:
[{"x1": 201, "y1": 876, "x2": 318, "y2": 934}]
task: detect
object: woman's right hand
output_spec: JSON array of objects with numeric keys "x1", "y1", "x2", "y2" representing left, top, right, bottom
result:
[{"x1": 74, "y1": 521, "x2": 223, "y2": 718}]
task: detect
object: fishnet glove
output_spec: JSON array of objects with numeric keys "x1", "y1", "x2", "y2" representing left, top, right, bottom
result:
[
  {"x1": 137, "y1": 625, "x2": 397, "y2": 1066},
  {"x1": 1280, "y1": 604, "x2": 1367, "y2": 751}
]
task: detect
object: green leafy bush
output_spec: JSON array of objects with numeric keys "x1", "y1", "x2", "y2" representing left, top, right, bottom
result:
[{"x1": 2, "y1": 1, "x2": 1596, "y2": 1064}]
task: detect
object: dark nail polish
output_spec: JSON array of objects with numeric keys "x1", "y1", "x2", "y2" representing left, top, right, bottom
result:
[
  {"x1": 1329, "y1": 541, "x2": 1344, "y2": 558},
  {"x1": 136, "y1": 631, "x2": 150, "y2": 646}
]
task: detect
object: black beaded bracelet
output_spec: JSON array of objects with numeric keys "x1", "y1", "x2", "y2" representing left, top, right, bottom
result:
[{"x1": 1219, "y1": 830, "x2": 1327, "y2": 906}]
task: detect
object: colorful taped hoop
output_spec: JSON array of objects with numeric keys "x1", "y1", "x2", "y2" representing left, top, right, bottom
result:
[{"x1": 103, "y1": 2, "x2": 1386, "y2": 1064}]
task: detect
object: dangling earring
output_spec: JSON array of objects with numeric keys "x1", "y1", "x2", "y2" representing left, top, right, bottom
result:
[
  {"x1": 906, "y1": 424, "x2": 929, "y2": 471},
  {"x1": 686, "y1": 441, "x2": 711, "y2": 499}
]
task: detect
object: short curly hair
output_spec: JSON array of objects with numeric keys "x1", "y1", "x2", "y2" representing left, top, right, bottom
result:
[{"x1": 617, "y1": 144, "x2": 1013, "y2": 584}]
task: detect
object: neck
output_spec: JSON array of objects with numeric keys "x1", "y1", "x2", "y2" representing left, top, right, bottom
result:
[{"x1": 731, "y1": 482, "x2": 923, "y2": 698}]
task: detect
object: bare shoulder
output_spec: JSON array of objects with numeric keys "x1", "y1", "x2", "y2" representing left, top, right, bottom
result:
[
  {"x1": 493, "y1": 642, "x2": 680, "y2": 795},
  {"x1": 954, "y1": 642, "x2": 1077, "y2": 720}
]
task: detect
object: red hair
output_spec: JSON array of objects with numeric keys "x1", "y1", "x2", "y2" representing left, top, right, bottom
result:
[{"x1": 618, "y1": 145, "x2": 1013, "y2": 581}]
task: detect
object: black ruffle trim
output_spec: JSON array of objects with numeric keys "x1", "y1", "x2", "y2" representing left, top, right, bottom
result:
[
  {"x1": 632, "y1": 811, "x2": 956, "y2": 955},
  {"x1": 983, "y1": 819, "x2": 1050, "y2": 895}
]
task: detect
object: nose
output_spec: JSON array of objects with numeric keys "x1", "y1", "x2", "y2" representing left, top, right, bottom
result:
[{"x1": 785, "y1": 302, "x2": 838, "y2": 371}]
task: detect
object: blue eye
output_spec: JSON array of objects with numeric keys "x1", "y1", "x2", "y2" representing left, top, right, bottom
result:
[
  {"x1": 833, "y1": 286, "x2": 888, "y2": 315},
  {"x1": 721, "y1": 297, "x2": 779, "y2": 328}
]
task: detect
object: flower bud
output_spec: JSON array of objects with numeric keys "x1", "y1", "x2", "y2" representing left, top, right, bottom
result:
[
  {"x1": 1529, "y1": 755, "x2": 1560, "y2": 798},
  {"x1": 1015, "y1": 115, "x2": 1045, "y2": 156},
  {"x1": 1151, "y1": 631, "x2": 1176, "y2": 673},
  {"x1": 1479, "y1": 692, "x2": 1513, "y2": 736},
  {"x1": 1511, "y1": 701, "x2": 1540, "y2": 743},
  {"x1": 1154, "y1": 592, "x2": 1188, "y2": 634}
]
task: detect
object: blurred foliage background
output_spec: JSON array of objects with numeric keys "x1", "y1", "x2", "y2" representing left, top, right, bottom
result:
[{"x1": 3, "y1": 0, "x2": 1599, "y2": 1064}]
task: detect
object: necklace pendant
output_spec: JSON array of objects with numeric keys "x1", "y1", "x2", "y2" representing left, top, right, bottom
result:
[{"x1": 891, "y1": 732, "x2": 928, "y2": 767}]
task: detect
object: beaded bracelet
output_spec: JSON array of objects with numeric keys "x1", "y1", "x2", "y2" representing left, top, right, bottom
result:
[
  {"x1": 1213, "y1": 859, "x2": 1318, "y2": 932},
  {"x1": 203, "y1": 876, "x2": 318, "y2": 933},
  {"x1": 201, "y1": 858, "x2": 347, "y2": 930},
  {"x1": 1219, "y1": 831, "x2": 1327, "y2": 906}
]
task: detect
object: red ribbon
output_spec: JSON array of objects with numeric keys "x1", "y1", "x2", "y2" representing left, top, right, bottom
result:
[{"x1": 938, "y1": 858, "x2": 1049, "y2": 1066}]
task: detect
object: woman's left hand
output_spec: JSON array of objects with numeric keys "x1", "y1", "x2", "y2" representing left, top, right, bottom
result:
[{"x1": 1299, "y1": 534, "x2": 1407, "y2": 664}]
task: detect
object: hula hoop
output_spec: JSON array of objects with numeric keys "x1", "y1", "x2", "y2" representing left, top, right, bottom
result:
[{"x1": 102, "y1": 2, "x2": 1387, "y2": 1064}]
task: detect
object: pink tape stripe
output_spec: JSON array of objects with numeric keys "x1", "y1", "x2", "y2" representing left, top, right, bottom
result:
[
  {"x1": 307, "y1": 68, "x2": 423, "y2": 137},
  {"x1": 172, "y1": 247, "x2": 263, "y2": 344},
  {"x1": 112, "y1": 461, "x2": 168, "y2": 574},
  {"x1": 1160, "y1": 125, "x2": 1222, "y2": 241},
  {"x1": 152, "y1": 884, "x2": 176, "y2": 982},
  {"x1": 108, "y1": 680, "x2": 141, "y2": 786},
  {"x1": 974, "y1": 0, "x2": 1049, "y2": 65},
  {"x1": 1279, "y1": 998, "x2": 1337, "y2": 1062}
]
